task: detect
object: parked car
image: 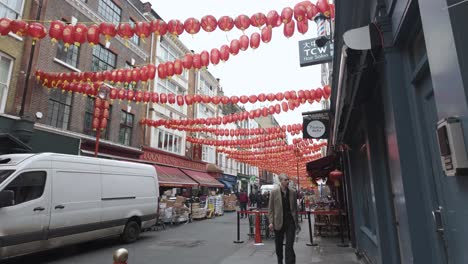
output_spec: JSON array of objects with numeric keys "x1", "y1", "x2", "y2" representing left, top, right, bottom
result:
[{"x1": 0, "y1": 153, "x2": 159, "y2": 259}]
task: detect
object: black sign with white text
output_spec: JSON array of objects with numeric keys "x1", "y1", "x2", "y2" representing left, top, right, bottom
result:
[
  {"x1": 298, "y1": 37, "x2": 334, "y2": 67},
  {"x1": 303, "y1": 110, "x2": 331, "y2": 139}
]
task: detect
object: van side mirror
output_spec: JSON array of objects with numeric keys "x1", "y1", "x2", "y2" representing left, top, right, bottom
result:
[{"x1": 0, "y1": 190, "x2": 14, "y2": 208}]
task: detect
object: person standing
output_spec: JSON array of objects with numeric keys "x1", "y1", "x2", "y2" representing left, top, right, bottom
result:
[
  {"x1": 249, "y1": 191, "x2": 256, "y2": 208},
  {"x1": 238, "y1": 190, "x2": 248, "y2": 218},
  {"x1": 268, "y1": 174, "x2": 299, "y2": 264}
]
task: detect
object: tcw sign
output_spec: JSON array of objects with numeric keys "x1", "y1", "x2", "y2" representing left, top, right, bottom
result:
[{"x1": 298, "y1": 37, "x2": 334, "y2": 67}]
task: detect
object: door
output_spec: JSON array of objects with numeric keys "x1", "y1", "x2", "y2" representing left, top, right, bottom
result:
[
  {"x1": 408, "y1": 29, "x2": 449, "y2": 263},
  {"x1": 48, "y1": 169, "x2": 101, "y2": 240},
  {"x1": 0, "y1": 170, "x2": 51, "y2": 256}
]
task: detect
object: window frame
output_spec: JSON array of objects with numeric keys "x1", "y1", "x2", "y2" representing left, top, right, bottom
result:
[
  {"x1": 0, "y1": 0, "x2": 25, "y2": 20},
  {"x1": 0, "y1": 52, "x2": 13, "y2": 113},
  {"x1": 4, "y1": 170, "x2": 47, "y2": 206},
  {"x1": 55, "y1": 39, "x2": 80, "y2": 68},
  {"x1": 119, "y1": 110, "x2": 134, "y2": 145},
  {"x1": 46, "y1": 88, "x2": 72, "y2": 130},
  {"x1": 97, "y1": 0, "x2": 121, "y2": 24},
  {"x1": 155, "y1": 128, "x2": 183, "y2": 154},
  {"x1": 91, "y1": 44, "x2": 117, "y2": 72}
]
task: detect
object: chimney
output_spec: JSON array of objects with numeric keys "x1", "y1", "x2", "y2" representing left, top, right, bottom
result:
[{"x1": 142, "y1": 2, "x2": 152, "y2": 13}]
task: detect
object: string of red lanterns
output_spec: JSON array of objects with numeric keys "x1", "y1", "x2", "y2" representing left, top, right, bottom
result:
[
  {"x1": 159, "y1": 123, "x2": 303, "y2": 137},
  {"x1": 0, "y1": 0, "x2": 334, "y2": 46},
  {"x1": 186, "y1": 132, "x2": 285, "y2": 147}
]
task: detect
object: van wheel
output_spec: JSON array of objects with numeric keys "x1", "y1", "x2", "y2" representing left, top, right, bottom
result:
[{"x1": 121, "y1": 221, "x2": 140, "y2": 243}]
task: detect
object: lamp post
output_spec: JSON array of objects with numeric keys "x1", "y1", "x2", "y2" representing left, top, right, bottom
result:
[
  {"x1": 93, "y1": 88, "x2": 109, "y2": 157},
  {"x1": 294, "y1": 147, "x2": 302, "y2": 192}
]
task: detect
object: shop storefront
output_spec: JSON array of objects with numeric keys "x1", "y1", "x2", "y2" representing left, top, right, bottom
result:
[{"x1": 219, "y1": 174, "x2": 237, "y2": 192}]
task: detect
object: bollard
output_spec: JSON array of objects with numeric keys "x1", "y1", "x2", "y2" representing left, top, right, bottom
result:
[
  {"x1": 254, "y1": 211, "x2": 264, "y2": 245},
  {"x1": 306, "y1": 211, "x2": 318, "y2": 246},
  {"x1": 233, "y1": 211, "x2": 244, "y2": 244},
  {"x1": 113, "y1": 248, "x2": 128, "y2": 264},
  {"x1": 337, "y1": 210, "x2": 349, "y2": 247}
]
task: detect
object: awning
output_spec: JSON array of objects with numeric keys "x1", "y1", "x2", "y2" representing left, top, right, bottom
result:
[
  {"x1": 0, "y1": 133, "x2": 32, "y2": 154},
  {"x1": 306, "y1": 155, "x2": 336, "y2": 178},
  {"x1": 219, "y1": 179, "x2": 234, "y2": 190},
  {"x1": 181, "y1": 169, "x2": 224, "y2": 188},
  {"x1": 155, "y1": 165, "x2": 199, "y2": 188}
]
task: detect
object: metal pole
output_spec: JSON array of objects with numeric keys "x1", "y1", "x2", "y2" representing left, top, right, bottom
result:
[
  {"x1": 306, "y1": 211, "x2": 317, "y2": 246},
  {"x1": 233, "y1": 211, "x2": 244, "y2": 243},
  {"x1": 19, "y1": 0, "x2": 44, "y2": 117},
  {"x1": 337, "y1": 209, "x2": 349, "y2": 247},
  {"x1": 94, "y1": 128, "x2": 101, "y2": 158}
]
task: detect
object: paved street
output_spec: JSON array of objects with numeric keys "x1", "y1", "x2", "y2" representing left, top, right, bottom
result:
[{"x1": 3, "y1": 212, "x2": 360, "y2": 264}]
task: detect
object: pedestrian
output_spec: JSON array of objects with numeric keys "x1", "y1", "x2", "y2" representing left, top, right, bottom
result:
[
  {"x1": 268, "y1": 174, "x2": 299, "y2": 264},
  {"x1": 249, "y1": 191, "x2": 256, "y2": 208},
  {"x1": 238, "y1": 189, "x2": 248, "y2": 218}
]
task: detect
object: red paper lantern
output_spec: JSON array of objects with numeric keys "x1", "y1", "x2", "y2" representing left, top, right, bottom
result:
[
  {"x1": 174, "y1": 59, "x2": 183, "y2": 75},
  {"x1": 323, "y1": 85, "x2": 331, "y2": 99},
  {"x1": 184, "y1": 17, "x2": 201, "y2": 35},
  {"x1": 48, "y1": 20, "x2": 64, "y2": 43},
  {"x1": 294, "y1": 3, "x2": 307, "y2": 22},
  {"x1": 262, "y1": 107, "x2": 269, "y2": 117},
  {"x1": 166, "y1": 62, "x2": 175, "y2": 78},
  {"x1": 168, "y1": 93, "x2": 176, "y2": 104},
  {"x1": 329, "y1": 169, "x2": 343, "y2": 180},
  {"x1": 135, "y1": 90, "x2": 143, "y2": 103},
  {"x1": 158, "y1": 63, "x2": 167, "y2": 79},
  {"x1": 87, "y1": 24, "x2": 100, "y2": 46},
  {"x1": 219, "y1": 45, "x2": 230, "y2": 62},
  {"x1": 234, "y1": 14, "x2": 250, "y2": 32},
  {"x1": 99, "y1": 22, "x2": 116, "y2": 41},
  {"x1": 126, "y1": 89, "x2": 135, "y2": 101},
  {"x1": 193, "y1": 94, "x2": 202, "y2": 103},
  {"x1": 261, "y1": 26, "x2": 272, "y2": 43},
  {"x1": 159, "y1": 93, "x2": 167, "y2": 104},
  {"x1": 250, "y1": 13, "x2": 267, "y2": 28},
  {"x1": 315, "y1": 88, "x2": 324, "y2": 102},
  {"x1": 10, "y1": 20, "x2": 28, "y2": 36},
  {"x1": 118, "y1": 89, "x2": 126, "y2": 101},
  {"x1": 283, "y1": 20, "x2": 295, "y2": 38},
  {"x1": 71, "y1": 23, "x2": 87, "y2": 47},
  {"x1": 317, "y1": 0, "x2": 332, "y2": 18},
  {"x1": 27, "y1": 22, "x2": 47, "y2": 45},
  {"x1": 124, "y1": 69, "x2": 133, "y2": 84},
  {"x1": 297, "y1": 20, "x2": 309, "y2": 34},
  {"x1": 132, "y1": 68, "x2": 141, "y2": 84},
  {"x1": 134, "y1": 21, "x2": 150, "y2": 41},
  {"x1": 182, "y1": 53, "x2": 193, "y2": 69},
  {"x1": 201, "y1": 15, "x2": 218, "y2": 32},
  {"x1": 239, "y1": 35, "x2": 249, "y2": 51},
  {"x1": 62, "y1": 24, "x2": 75, "y2": 50},
  {"x1": 140, "y1": 66, "x2": 149, "y2": 83},
  {"x1": 248, "y1": 95, "x2": 258, "y2": 104},
  {"x1": 167, "y1": 19, "x2": 184, "y2": 36},
  {"x1": 330, "y1": 4, "x2": 335, "y2": 20},
  {"x1": 210, "y1": 48, "x2": 220, "y2": 65},
  {"x1": 281, "y1": 7, "x2": 294, "y2": 24},
  {"x1": 176, "y1": 95, "x2": 184, "y2": 106},
  {"x1": 192, "y1": 53, "x2": 202, "y2": 70},
  {"x1": 221, "y1": 96, "x2": 230, "y2": 104},
  {"x1": 150, "y1": 19, "x2": 167, "y2": 36},
  {"x1": 218, "y1": 16, "x2": 234, "y2": 32},
  {"x1": 0, "y1": 18, "x2": 11, "y2": 36},
  {"x1": 275, "y1": 104, "x2": 281, "y2": 114},
  {"x1": 230, "y1": 96, "x2": 239, "y2": 104},
  {"x1": 240, "y1": 95, "x2": 249, "y2": 104},
  {"x1": 282, "y1": 101, "x2": 289, "y2": 112},
  {"x1": 184, "y1": 94, "x2": 193, "y2": 105},
  {"x1": 109, "y1": 88, "x2": 118, "y2": 100},
  {"x1": 250, "y1": 32, "x2": 260, "y2": 49},
  {"x1": 147, "y1": 64, "x2": 156, "y2": 79},
  {"x1": 118, "y1": 23, "x2": 134, "y2": 42},
  {"x1": 258, "y1": 93, "x2": 266, "y2": 102},
  {"x1": 266, "y1": 10, "x2": 279, "y2": 28},
  {"x1": 200, "y1": 50, "x2": 210, "y2": 68},
  {"x1": 151, "y1": 92, "x2": 159, "y2": 103},
  {"x1": 275, "y1": 92, "x2": 284, "y2": 101},
  {"x1": 211, "y1": 96, "x2": 221, "y2": 104},
  {"x1": 230, "y1": 39, "x2": 240, "y2": 55}
]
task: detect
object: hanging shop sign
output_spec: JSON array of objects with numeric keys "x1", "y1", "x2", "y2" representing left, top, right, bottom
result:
[
  {"x1": 302, "y1": 110, "x2": 331, "y2": 139},
  {"x1": 298, "y1": 37, "x2": 334, "y2": 67}
]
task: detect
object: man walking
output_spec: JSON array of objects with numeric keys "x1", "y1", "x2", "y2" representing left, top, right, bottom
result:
[
  {"x1": 268, "y1": 174, "x2": 299, "y2": 264},
  {"x1": 238, "y1": 189, "x2": 248, "y2": 218}
]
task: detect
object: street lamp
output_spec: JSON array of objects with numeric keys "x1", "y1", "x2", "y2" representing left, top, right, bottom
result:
[{"x1": 93, "y1": 87, "x2": 109, "y2": 157}]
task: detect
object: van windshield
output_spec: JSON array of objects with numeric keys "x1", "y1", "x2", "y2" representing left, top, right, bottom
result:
[{"x1": 0, "y1": 170, "x2": 15, "y2": 185}]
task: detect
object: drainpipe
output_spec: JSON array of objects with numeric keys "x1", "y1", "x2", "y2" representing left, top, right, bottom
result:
[
  {"x1": 331, "y1": 46, "x2": 347, "y2": 147},
  {"x1": 19, "y1": 0, "x2": 44, "y2": 118}
]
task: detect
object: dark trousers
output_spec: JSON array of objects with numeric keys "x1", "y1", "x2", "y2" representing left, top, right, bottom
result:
[
  {"x1": 240, "y1": 202, "x2": 247, "y2": 217},
  {"x1": 274, "y1": 217, "x2": 296, "y2": 264}
]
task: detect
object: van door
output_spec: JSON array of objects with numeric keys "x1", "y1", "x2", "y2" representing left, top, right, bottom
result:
[
  {"x1": 48, "y1": 169, "x2": 101, "y2": 241},
  {"x1": 0, "y1": 170, "x2": 51, "y2": 256}
]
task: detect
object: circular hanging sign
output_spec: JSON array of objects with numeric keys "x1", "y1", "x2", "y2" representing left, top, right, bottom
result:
[{"x1": 307, "y1": 120, "x2": 326, "y2": 138}]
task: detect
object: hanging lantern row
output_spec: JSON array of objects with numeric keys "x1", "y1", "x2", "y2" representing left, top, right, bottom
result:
[
  {"x1": 186, "y1": 133, "x2": 285, "y2": 147},
  {"x1": 161, "y1": 122, "x2": 303, "y2": 137},
  {"x1": 140, "y1": 99, "x2": 310, "y2": 128},
  {"x1": 219, "y1": 141, "x2": 326, "y2": 155},
  {"x1": 92, "y1": 97, "x2": 110, "y2": 131},
  {"x1": 0, "y1": 0, "x2": 334, "y2": 45},
  {"x1": 226, "y1": 146, "x2": 322, "y2": 161}
]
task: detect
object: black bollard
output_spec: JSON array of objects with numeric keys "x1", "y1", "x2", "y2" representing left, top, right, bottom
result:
[
  {"x1": 233, "y1": 211, "x2": 244, "y2": 244},
  {"x1": 306, "y1": 211, "x2": 318, "y2": 246},
  {"x1": 337, "y1": 210, "x2": 349, "y2": 247}
]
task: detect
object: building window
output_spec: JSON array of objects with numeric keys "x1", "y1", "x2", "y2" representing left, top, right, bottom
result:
[
  {"x1": 202, "y1": 145, "x2": 215, "y2": 163},
  {"x1": 119, "y1": 111, "x2": 133, "y2": 145},
  {"x1": 157, "y1": 79, "x2": 186, "y2": 114},
  {"x1": 83, "y1": 97, "x2": 111, "y2": 139},
  {"x1": 0, "y1": 53, "x2": 13, "y2": 113},
  {"x1": 92, "y1": 44, "x2": 116, "y2": 72},
  {"x1": 0, "y1": 0, "x2": 23, "y2": 19},
  {"x1": 129, "y1": 19, "x2": 140, "y2": 46},
  {"x1": 46, "y1": 89, "x2": 72, "y2": 129},
  {"x1": 56, "y1": 41, "x2": 80, "y2": 68},
  {"x1": 199, "y1": 78, "x2": 214, "y2": 96},
  {"x1": 155, "y1": 129, "x2": 182, "y2": 154},
  {"x1": 98, "y1": 0, "x2": 121, "y2": 24}
]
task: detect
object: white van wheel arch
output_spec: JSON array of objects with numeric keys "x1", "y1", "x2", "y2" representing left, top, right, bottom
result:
[{"x1": 120, "y1": 219, "x2": 141, "y2": 243}]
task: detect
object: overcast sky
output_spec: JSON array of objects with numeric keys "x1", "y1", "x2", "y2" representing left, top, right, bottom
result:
[{"x1": 148, "y1": 0, "x2": 323, "y2": 129}]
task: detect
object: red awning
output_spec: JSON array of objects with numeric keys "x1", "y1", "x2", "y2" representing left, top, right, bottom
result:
[
  {"x1": 181, "y1": 169, "x2": 224, "y2": 188},
  {"x1": 155, "y1": 165, "x2": 199, "y2": 188}
]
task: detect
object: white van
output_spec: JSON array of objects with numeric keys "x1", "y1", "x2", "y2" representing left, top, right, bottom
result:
[
  {"x1": 260, "y1": 184, "x2": 276, "y2": 194},
  {"x1": 0, "y1": 153, "x2": 159, "y2": 259}
]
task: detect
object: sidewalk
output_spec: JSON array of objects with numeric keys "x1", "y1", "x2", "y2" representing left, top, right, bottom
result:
[{"x1": 221, "y1": 219, "x2": 361, "y2": 264}]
